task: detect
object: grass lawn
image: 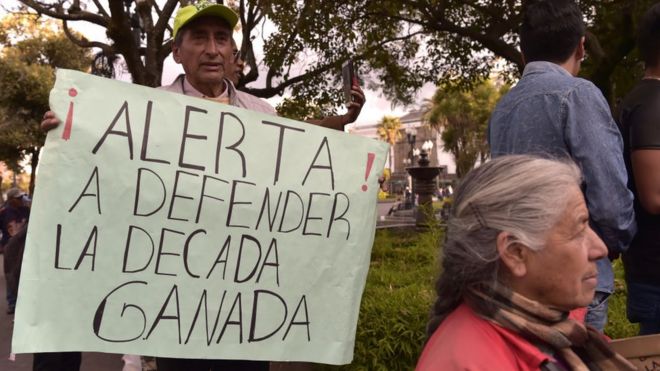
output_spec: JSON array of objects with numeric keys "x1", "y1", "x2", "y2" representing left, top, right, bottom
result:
[{"x1": 322, "y1": 227, "x2": 638, "y2": 370}]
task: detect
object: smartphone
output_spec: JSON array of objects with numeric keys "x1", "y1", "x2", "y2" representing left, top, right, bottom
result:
[{"x1": 342, "y1": 59, "x2": 357, "y2": 103}]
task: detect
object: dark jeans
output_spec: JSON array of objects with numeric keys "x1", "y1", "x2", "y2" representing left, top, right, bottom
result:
[
  {"x1": 5, "y1": 226, "x2": 27, "y2": 312},
  {"x1": 33, "y1": 352, "x2": 81, "y2": 371},
  {"x1": 2, "y1": 242, "x2": 16, "y2": 310},
  {"x1": 156, "y1": 357, "x2": 269, "y2": 371},
  {"x1": 627, "y1": 281, "x2": 660, "y2": 335}
]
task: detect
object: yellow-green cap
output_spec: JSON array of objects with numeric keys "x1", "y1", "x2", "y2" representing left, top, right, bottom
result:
[{"x1": 173, "y1": 1, "x2": 239, "y2": 39}]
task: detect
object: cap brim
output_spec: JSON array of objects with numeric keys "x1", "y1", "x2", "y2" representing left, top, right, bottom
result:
[{"x1": 186, "y1": 5, "x2": 239, "y2": 30}]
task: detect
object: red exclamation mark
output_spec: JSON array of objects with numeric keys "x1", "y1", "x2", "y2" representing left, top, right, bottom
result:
[
  {"x1": 62, "y1": 88, "x2": 77, "y2": 141},
  {"x1": 362, "y1": 152, "x2": 375, "y2": 192}
]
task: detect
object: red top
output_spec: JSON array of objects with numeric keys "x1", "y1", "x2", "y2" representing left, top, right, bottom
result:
[{"x1": 416, "y1": 304, "x2": 553, "y2": 371}]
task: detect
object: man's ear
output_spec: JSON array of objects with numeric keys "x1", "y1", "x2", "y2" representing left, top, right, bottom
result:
[
  {"x1": 496, "y1": 231, "x2": 529, "y2": 278},
  {"x1": 172, "y1": 42, "x2": 181, "y2": 63},
  {"x1": 576, "y1": 36, "x2": 586, "y2": 62}
]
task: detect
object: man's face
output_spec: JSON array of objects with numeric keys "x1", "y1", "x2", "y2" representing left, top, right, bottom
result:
[
  {"x1": 172, "y1": 16, "x2": 233, "y2": 91},
  {"x1": 226, "y1": 44, "x2": 244, "y2": 85}
]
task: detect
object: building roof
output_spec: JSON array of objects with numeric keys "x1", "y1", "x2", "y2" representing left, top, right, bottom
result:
[{"x1": 399, "y1": 110, "x2": 425, "y2": 124}]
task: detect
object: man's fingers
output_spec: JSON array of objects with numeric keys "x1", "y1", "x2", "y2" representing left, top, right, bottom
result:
[
  {"x1": 41, "y1": 111, "x2": 62, "y2": 132},
  {"x1": 350, "y1": 88, "x2": 365, "y2": 104},
  {"x1": 41, "y1": 119, "x2": 60, "y2": 132}
]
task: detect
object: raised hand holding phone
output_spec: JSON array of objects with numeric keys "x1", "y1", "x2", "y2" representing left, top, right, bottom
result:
[{"x1": 342, "y1": 60, "x2": 357, "y2": 104}]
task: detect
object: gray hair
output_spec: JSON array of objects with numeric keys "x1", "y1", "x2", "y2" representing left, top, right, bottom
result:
[{"x1": 427, "y1": 154, "x2": 582, "y2": 336}]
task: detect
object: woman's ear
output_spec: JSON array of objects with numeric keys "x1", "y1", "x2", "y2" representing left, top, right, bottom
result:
[{"x1": 496, "y1": 231, "x2": 529, "y2": 278}]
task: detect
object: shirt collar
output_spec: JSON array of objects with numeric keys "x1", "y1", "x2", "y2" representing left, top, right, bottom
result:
[
  {"x1": 183, "y1": 76, "x2": 229, "y2": 99},
  {"x1": 522, "y1": 61, "x2": 572, "y2": 78}
]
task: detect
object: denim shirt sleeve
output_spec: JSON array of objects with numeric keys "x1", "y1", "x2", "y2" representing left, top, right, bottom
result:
[{"x1": 563, "y1": 82, "x2": 637, "y2": 253}]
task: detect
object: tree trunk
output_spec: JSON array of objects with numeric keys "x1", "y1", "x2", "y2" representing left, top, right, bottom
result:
[{"x1": 29, "y1": 148, "x2": 40, "y2": 197}]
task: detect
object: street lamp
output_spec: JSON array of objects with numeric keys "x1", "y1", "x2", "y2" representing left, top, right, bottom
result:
[
  {"x1": 422, "y1": 140, "x2": 434, "y2": 152},
  {"x1": 405, "y1": 126, "x2": 417, "y2": 163}
]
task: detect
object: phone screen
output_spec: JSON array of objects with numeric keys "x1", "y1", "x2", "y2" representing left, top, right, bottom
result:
[{"x1": 342, "y1": 60, "x2": 355, "y2": 104}]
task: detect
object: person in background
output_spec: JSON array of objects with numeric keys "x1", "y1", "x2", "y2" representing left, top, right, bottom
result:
[
  {"x1": 416, "y1": 155, "x2": 635, "y2": 371},
  {"x1": 0, "y1": 187, "x2": 30, "y2": 315},
  {"x1": 616, "y1": 2, "x2": 660, "y2": 336},
  {"x1": 488, "y1": 0, "x2": 636, "y2": 331}
]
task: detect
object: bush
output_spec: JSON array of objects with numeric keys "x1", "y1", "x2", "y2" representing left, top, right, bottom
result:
[
  {"x1": 319, "y1": 227, "x2": 441, "y2": 371},
  {"x1": 605, "y1": 259, "x2": 639, "y2": 338}
]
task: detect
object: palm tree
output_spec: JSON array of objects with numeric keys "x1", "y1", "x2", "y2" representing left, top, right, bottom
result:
[
  {"x1": 424, "y1": 80, "x2": 507, "y2": 178},
  {"x1": 377, "y1": 115, "x2": 402, "y2": 173}
]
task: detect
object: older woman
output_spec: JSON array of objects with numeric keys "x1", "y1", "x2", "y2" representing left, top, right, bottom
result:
[{"x1": 416, "y1": 155, "x2": 635, "y2": 371}]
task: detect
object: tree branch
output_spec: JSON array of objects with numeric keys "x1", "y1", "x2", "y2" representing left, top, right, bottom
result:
[
  {"x1": 248, "y1": 30, "x2": 426, "y2": 98},
  {"x1": 18, "y1": 0, "x2": 108, "y2": 27},
  {"x1": 91, "y1": 0, "x2": 110, "y2": 18},
  {"x1": 62, "y1": 20, "x2": 113, "y2": 54},
  {"x1": 378, "y1": 10, "x2": 522, "y2": 68},
  {"x1": 154, "y1": 0, "x2": 178, "y2": 39},
  {"x1": 240, "y1": 0, "x2": 262, "y2": 85}
]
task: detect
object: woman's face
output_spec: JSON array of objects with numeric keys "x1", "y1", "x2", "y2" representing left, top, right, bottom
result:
[{"x1": 514, "y1": 185, "x2": 607, "y2": 310}]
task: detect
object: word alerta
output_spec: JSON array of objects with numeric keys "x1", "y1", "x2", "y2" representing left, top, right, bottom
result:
[{"x1": 89, "y1": 101, "x2": 340, "y2": 189}]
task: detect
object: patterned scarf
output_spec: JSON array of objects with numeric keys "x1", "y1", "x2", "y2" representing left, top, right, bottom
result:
[{"x1": 467, "y1": 284, "x2": 636, "y2": 371}]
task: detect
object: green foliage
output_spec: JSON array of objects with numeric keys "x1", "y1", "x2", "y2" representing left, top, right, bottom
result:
[
  {"x1": 257, "y1": 0, "x2": 657, "y2": 112},
  {"x1": 424, "y1": 79, "x2": 508, "y2": 178},
  {"x1": 319, "y1": 228, "x2": 441, "y2": 371},
  {"x1": 605, "y1": 259, "x2": 639, "y2": 339},
  {"x1": 0, "y1": 13, "x2": 91, "y2": 193},
  {"x1": 578, "y1": 1, "x2": 654, "y2": 104},
  {"x1": 14, "y1": 0, "x2": 658, "y2": 119},
  {"x1": 276, "y1": 96, "x2": 337, "y2": 122}
]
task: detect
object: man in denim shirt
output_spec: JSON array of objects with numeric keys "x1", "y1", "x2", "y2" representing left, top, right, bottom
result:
[{"x1": 489, "y1": 0, "x2": 636, "y2": 331}]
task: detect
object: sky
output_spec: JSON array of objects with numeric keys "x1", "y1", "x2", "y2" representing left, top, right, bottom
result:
[{"x1": 0, "y1": 0, "x2": 436, "y2": 128}]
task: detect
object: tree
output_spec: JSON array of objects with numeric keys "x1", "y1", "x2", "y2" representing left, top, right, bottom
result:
[
  {"x1": 425, "y1": 80, "x2": 507, "y2": 178},
  {"x1": 12, "y1": 0, "x2": 654, "y2": 119},
  {"x1": 0, "y1": 13, "x2": 91, "y2": 195},
  {"x1": 376, "y1": 115, "x2": 402, "y2": 174}
]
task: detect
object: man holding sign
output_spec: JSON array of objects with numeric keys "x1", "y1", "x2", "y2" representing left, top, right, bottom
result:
[
  {"x1": 43, "y1": 3, "x2": 366, "y2": 132},
  {"x1": 32, "y1": 1, "x2": 382, "y2": 371}
]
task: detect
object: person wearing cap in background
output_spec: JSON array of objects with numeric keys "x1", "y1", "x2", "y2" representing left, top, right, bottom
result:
[{"x1": 0, "y1": 187, "x2": 30, "y2": 315}]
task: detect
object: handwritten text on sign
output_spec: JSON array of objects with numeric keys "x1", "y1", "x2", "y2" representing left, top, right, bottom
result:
[{"x1": 12, "y1": 70, "x2": 388, "y2": 365}]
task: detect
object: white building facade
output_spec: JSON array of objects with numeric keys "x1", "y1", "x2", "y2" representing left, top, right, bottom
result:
[{"x1": 349, "y1": 110, "x2": 457, "y2": 194}]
